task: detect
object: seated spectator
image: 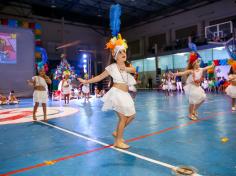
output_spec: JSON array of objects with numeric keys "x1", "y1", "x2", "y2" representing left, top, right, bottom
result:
[
  {"x1": 0, "y1": 94, "x2": 7, "y2": 105},
  {"x1": 8, "y1": 90, "x2": 19, "y2": 104},
  {"x1": 52, "y1": 90, "x2": 61, "y2": 101}
]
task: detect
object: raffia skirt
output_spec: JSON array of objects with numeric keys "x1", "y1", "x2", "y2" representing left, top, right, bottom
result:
[
  {"x1": 184, "y1": 84, "x2": 206, "y2": 104},
  {"x1": 102, "y1": 87, "x2": 135, "y2": 116}
]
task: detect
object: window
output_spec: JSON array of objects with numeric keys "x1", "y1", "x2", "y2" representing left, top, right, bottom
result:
[
  {"x1": 144, "y1": 57, "x2": 156, "y2": 71},
  {"x1": 198, "y1": 49, "x2": 213, "y2": 63},
  {"x1": 131, "y1": 59, "x2": 143, "y2": 72},
  {"x1": 173, "y1": 53, "x2": 188, "y2": 69},
  {"x1": 213, "y1": 47, "x2": 229, "y2": 60},
  {"x1": 159, "y1": 55, "x2": 173, "y2": 70}
]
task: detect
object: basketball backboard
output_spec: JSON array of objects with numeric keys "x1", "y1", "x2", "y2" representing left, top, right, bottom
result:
[{"x1": 205, "y1": 21, "x2": 233, "y2": 43}]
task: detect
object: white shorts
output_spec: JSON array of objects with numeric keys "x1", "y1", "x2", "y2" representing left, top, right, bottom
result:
[{"x1": 33, "y1": 90, "x2": 48, "y2": 104}]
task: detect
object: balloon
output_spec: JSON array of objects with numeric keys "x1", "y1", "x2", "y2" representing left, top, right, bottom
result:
[
  {"x1": 22, "y1": 21, "x2": 29, "y2": 28},
  {"x1": 207, "y1": 68, "x2": 214, "y2": 74},
  {"x1": 208, "y1": 61, "x2": 212, "y2": 66},
  {"x1": 35, "y1": 23, "x2": 42, "y2": 29},
  {"x1": 213, "y1": 60, "x2": 219, "y2": 66},
  {"x1": 227, "y1": 59, "x2": 235, "y2": 66},
  {"x1": 29, "y1": 22, "x2": 35, "y2": 29},
  {"x1": 35, "y1": 41, "x2": 42, "y2": 46},
  {"x1": 35, "y1": 46, "x2": 41, "y2": 52},
  {"x1": 17, "y1": 20, "x2": 22, "y2": 27},
  {"x1": 219, "y1": 59, "x2": 227, "y2": 66},
  {"x1": 8, "y1": 19, "x2": 18, "y2": 27},
  {"x1": 1, "y1": 19, "x2": 8, "y2": 25},
  {"x1": 34, "y1": 29, "x2": 42, "y2": 35},
  {"x1": 35, "y1": 35, "x2": 41, "y2": 40},
  {"x1": 35, "y1": 52, "x2": 41, "y2": 58}
]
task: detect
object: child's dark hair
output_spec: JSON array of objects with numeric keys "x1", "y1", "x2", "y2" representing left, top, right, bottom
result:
[
  {"x1": 228, "y1": 67, "x2": 234, "y2": 75},
  {"x1": 10, "y1": 90, "x2": 14, "y2": 93}
]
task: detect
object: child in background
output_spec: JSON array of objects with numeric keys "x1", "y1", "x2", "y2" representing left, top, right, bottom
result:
[
  {"x1": 161, "y1": 73, "x2": 169, "y2": 96},
  {"x1": 27, "y1": 66, "x2": 51, "y2": 121},
  {"x1": 61, "y1": 70, "x2": 71, "y2": 104},
  {"x1": 225, "y1": 63, "x2": 236, "y2": 111},
  {"x1": 174, "y1": 52, "x2": 215, "y2": 120},
  {"x1": 81, "y1": 74, "x2": 90, "y2": 102},
  {"x1": 8, "y1": 90, "x2": 19, "y2": 104},
  {"x1": 201, "y1": 78, "x2": 209, "y2": 91},
  {"x1": 0, "y1": 94, "x2": 7, "y2": 105}
]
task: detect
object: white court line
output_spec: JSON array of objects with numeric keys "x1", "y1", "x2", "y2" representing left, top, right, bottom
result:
[{"x1": 38, "y1": 121, "x2": 202, "y2": 176}]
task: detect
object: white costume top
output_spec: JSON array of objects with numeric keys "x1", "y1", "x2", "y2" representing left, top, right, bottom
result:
[
  {"x1": 105, "y1": 63, "x2": 136, "y2": 86},
  {"x1": 186, "y1": 68, "x2": 203, "y2": 84},
  {"x1": 184, "y1": 68, "x2": 206, "y2": 104},
  {"x1": 33, "y1": 76, "x2": 48, "y2": 91},
  {"x1": 61, "y1": 79, "x2": 71, "y2": 94},
  {"x1": 82, "y1": 84, "x2": 90, "y2": 94},
  {"x1": 102, "y1": 63, "x2": 136, "y2": 116},
  {"x1": 62, "y1": 79, "x2": 71, "y2": 88},
  {"x1": 32, "y1": 76, "x2": 48, "y2": 103}
]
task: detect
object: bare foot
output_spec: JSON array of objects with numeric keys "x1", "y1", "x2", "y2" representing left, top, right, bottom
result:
[
  {"x1": 43, "y1": 119, "x2": 48, "y2": 122},
  {"x1": 112, "y1": 131, "x2": 125, "y2": 142},
  {"x1": 188, "y1": 114, "x2": 198, "y2": 121},
  {"x1": 114, "y1": 142, "x2": 130, "y2": 149},
  {"x1": 193, "y1": 111, "x2": 198, "y2": 117},
  {"x1": 33, "y1": 115, "x2": 37, "y2": 121}
]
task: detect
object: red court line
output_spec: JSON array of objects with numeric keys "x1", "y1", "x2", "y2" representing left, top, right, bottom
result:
[
  {"x1": 0, "y1": 111, "x2": 32, "y2": 122},
  {"x1": 0, "y1": 145, "x2": 112, "y2": 176},
  {"x1": 126, "y1": 111, "x2": 226, "y2": 143},
  {"x1": 0, "y1": 111, "x2": 227, "y2": 176}
]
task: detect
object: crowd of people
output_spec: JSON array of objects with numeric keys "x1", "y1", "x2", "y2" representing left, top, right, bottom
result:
[
  {"x1": 161, "y1": 72, "x2": 231, "y2": 95},
  {"x1": 52, "y1": 86, "x2": 106, "y2": 102}
]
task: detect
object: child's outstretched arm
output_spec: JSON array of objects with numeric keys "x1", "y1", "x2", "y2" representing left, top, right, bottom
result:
[
  {"x1": 78, "y1": 70, "x2": 109, "y2": 84},
  {"x1": 202, "y1": 62, "x2": 215, "y2": 72},
  {"x1": 228, "y1": 74, "x2": 236, "y2": 81},
  {"x1": 174, "y1": 70, "x2": 192, "y2": 77},
  {"x1": 27, "y1": 79, "x2": 35, "y2": 87}
]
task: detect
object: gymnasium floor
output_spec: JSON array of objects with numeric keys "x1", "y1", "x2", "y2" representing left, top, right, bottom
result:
[{"x1": 0, "y1": 91, "x2": 236, "y2": 176}]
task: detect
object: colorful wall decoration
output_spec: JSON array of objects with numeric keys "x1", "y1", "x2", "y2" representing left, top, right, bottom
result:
[{"x1": 0, "y1": 18, "x2": 47, "y2": 66}]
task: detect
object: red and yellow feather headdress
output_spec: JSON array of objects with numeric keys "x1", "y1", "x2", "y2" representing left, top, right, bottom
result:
[{"x1": 106, "y1": 33, "x2": 128, "y2": 60}]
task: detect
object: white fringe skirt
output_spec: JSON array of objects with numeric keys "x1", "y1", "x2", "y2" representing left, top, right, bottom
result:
[
  {"x1": 184, "y1": 84, "x2": 206, "y2": 104},
  {"x1": 102, "y1": 87, "x2": 135, "y2": 116},
  {"x1": 225, "y1": 85, "x2": 236, "y2": 98}
]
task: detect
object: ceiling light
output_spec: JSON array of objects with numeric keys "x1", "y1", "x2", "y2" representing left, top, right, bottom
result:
[
  {"x1": 175, "y1": 52, "x2": 187, "y2": 56},
  {"x1": 147, "y1": 57, "x2": 155, "y2": 60},
  {"x1": 213, "y1": 46, "x2": 225, "y2": 50}
]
